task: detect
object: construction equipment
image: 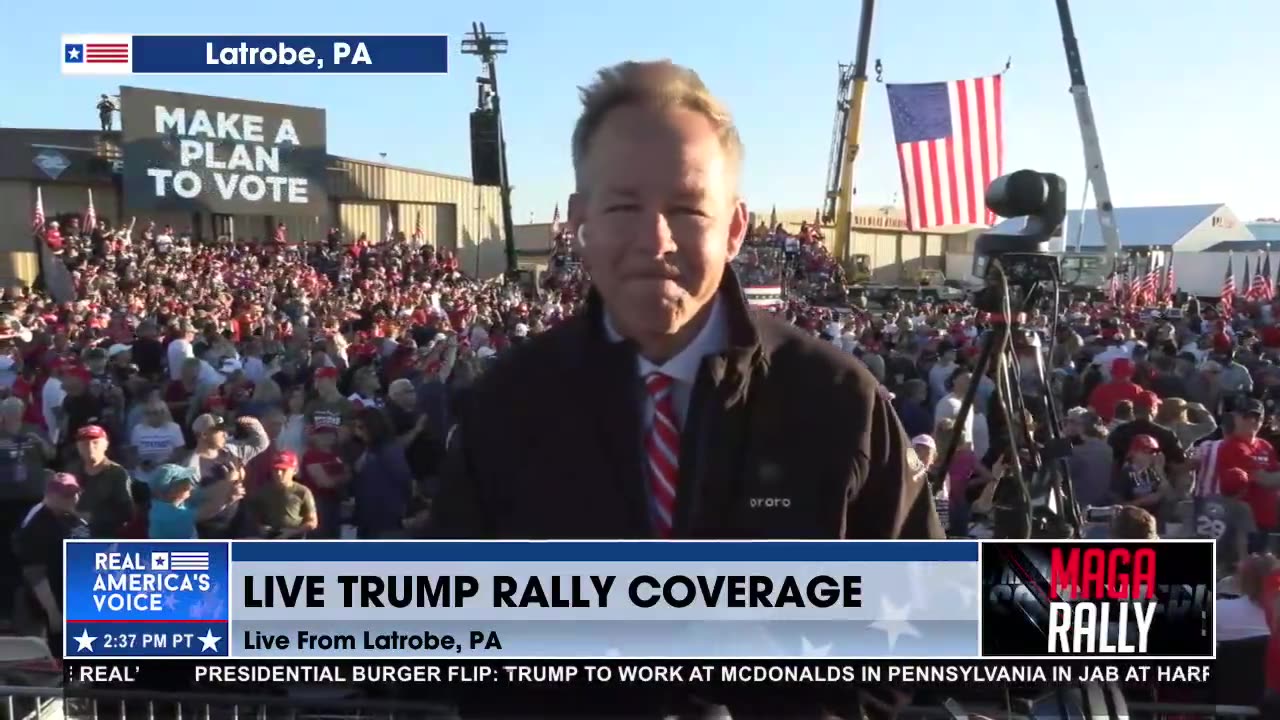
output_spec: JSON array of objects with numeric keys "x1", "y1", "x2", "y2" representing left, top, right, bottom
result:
[
  {"x1": 846, "y1": 253, "x2": 872, "y2": 284},
  {"x1": 820, "y1": 64, "x2": 856, "y2": 229},
  {"x1": 821, "y1": 0, "x2": 876, "y2": 272},
  {"x1": 1056, "y1": 0, "x2": 1122, "y2": 269}
]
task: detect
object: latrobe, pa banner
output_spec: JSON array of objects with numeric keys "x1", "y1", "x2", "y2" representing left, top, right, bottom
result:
[
  {"x1": 63, "y1": 540, "x2": 1215, "y2": 661},
  {"x1": 119, "y1": 86, "x2": 328, "y2": 216},
  {"x1": 61, "y1": 35, "x2": 450, "y2": 75}
]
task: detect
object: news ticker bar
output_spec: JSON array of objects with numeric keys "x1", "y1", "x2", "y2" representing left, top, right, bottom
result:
[
  {"x1": 62, "y1": 34, "x2": 448, "y2": 75},
  {"x1": 64, "y1": 659, "x2": 1213, "y2": 697}
]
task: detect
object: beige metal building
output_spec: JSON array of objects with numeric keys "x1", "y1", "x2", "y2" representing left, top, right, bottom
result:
[
  {"x1": 760, "y1": 206, "x2": 956, "y2": 283},
  {"x1": 0, "y1": 128, "x2": 505, "y2": 285}
]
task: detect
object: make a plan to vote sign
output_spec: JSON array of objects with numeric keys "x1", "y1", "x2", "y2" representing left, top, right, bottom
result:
[
  {"x1": 119, "y1": 86, "x2": 328, "y2": 216},
  {"x1": 65, "y1": 540, "x2": 230, "y2": 658}
]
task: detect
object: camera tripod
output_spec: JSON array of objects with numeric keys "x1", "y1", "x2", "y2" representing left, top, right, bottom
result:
[{"x1": 934, "y1": 256, "x2": 1084, "y2": 539}]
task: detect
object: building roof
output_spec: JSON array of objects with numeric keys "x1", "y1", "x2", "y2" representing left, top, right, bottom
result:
[
  {"x1": 1203, "y1": 239, "x2": 1278, "y2": 253},
  {"x1": 992, "y1": 203, "x2": 1225, "y2": 248},
  {"x1": 1248, "y1": 222, "x2": 1280, "y2": 242}
]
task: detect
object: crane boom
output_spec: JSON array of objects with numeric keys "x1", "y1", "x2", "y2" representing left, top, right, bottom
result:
[
  {"x1": 1056, "y1": 0, "x2": 1121, "y2": 267},
  {"x1": 831, "y1": 0, "x2": 876, "y2": 267},
  {"x1": 821, "y1": 65, "x2": 856, "y2": 226}
]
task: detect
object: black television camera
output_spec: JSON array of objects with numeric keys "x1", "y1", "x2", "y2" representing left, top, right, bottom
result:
[
  {"x1": 970, "y1": 170, "x2": 1068, "y2": 313},
  {"x1": 938, "y1": 170, "x2": 1082, "y2": 540}
]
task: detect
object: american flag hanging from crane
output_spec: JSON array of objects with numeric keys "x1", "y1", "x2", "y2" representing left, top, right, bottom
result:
[{"x1": 885, "y1": 75, "x2": 1004, "y2": 231}]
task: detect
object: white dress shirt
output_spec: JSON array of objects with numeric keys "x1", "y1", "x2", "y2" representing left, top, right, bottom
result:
[
  {"x1": 167, "y1": 338, "x2": 194, "y2": 381},
  {"x1": 604, "y1": 299, "x2": 730, "y2": 429}
]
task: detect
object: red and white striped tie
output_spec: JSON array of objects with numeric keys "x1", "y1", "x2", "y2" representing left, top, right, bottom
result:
[{"x1": 644, "y1": 372, "x2": 680, "y2": 537}]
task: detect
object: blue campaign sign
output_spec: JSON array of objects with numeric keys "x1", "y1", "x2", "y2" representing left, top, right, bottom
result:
[
  {"x1": 65, "y1": 540, "x2": 230, "y2": 658},
  {"x1": 131, "y1": 35, "x2": 448, "y2": 74}
]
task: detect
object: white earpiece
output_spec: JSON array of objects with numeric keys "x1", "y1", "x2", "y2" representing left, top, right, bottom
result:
[{"x1": 576, "y1": 223, "x2": 588, "y2": 247}]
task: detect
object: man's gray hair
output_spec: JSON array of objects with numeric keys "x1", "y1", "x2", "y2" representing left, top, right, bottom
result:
[{"x1": 571, "y1": 60, "x2": 743, "y2": 191}]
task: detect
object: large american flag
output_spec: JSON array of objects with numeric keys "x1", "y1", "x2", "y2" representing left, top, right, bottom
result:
[{"x1": 885, "y1": 75, "x2": 1003, "y2": 231}]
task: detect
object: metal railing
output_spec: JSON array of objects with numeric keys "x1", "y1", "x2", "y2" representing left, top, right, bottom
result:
[
  {"x1": 0, "y1": 685, "x2": 1265, "y2": 720},
  {"x1": 0, "y1": 686, "x2": 458, "y2": 720}
]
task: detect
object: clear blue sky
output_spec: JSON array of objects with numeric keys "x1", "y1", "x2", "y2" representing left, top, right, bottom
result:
[{"x1": 3, "y1": 0, "x2": 1277, "y2": 225}]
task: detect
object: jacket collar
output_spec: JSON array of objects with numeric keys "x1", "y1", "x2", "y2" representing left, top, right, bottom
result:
[{"x1": 582, "y1": 268, "x2": 764, "y2": 394}]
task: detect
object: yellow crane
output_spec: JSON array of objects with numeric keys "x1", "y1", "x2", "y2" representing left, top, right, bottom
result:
[{"x1": 821, "y1": 0, "x2": 876, "y2": 274}]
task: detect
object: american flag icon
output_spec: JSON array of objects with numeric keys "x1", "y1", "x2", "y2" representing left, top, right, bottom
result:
[
  {"x1": 65, "y1": 43, "x2": 128, "y2": 64},
  {"x1": 167, "y1": 551, "x2": 210, "y2": 571},
  {"x1": 62, "y1": 34, "x2": 132, "y2": 75}
]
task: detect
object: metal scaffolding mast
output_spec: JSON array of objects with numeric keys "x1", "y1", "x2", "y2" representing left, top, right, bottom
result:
[{"x1": 462, "y1": 22, "x2": 518, "y2": 276}]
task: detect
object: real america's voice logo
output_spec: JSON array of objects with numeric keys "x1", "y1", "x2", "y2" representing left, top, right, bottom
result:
[
  {"x1": 93, "y1": 550, "x2": 213, "y2": 612},
  {"x1": 980, "y1": 541, "x2": 1214, "y2": 658}
]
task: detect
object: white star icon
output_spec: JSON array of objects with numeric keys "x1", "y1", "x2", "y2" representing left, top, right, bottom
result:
[
  {"x1": 869, "y1": 595, "x2": 921, "y2": 651},
  {"x1": 800, "y1": 635, "x2": 832, "y2": 657},
  {"x1": 74, "y1": 629, "x2": 97, "y2": 651},
  {"x1": 198, "y1": 629, "x2": 221, "y2": 652},
  {"x1": 67, "y1": 47, "x2": 80, "y2": 60}
]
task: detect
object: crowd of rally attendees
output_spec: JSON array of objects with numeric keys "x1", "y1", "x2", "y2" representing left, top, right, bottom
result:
[{"x1": 6, "y1": 213, "x2": 1280, "y2": 702}]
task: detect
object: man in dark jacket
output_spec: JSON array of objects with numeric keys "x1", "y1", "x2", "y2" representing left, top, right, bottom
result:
[{"x1": 427, "y1": 59, "x2": 941, "y2": 719}]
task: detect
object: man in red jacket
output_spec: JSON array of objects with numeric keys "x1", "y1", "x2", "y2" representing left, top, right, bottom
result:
[{"x1": 1089, "y1": 357, "x2": 1145, "y2": 423}]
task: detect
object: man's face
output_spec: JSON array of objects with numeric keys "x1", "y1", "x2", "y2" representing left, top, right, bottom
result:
[
  {"x1": 1238, "y1": 411, "x2": 1264, "y2": 436},
  {"x1": 1065, "y1": 417, "x2": 1083, "y2": 437},
  {"x1": 391, "y1": 386, "x2": 415, "y2": 410},
  {"x1": 573, "y1": 105, "x2": 746, "y2": 339},
  {"x1": 207, "y1": 429, "x2": 227, "y2": 449},
  {"x1": 77, "y1": 437, "x2": 107, "y2": 463}
]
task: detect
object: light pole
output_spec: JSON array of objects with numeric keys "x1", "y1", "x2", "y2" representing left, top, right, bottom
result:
[{"x1": 462, "y1": 22, "x2": 517, "y2": 277}]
